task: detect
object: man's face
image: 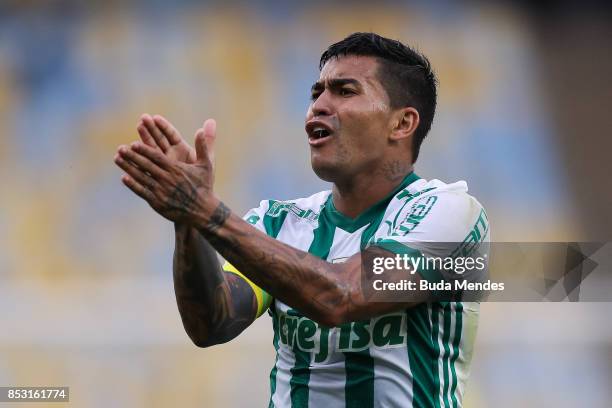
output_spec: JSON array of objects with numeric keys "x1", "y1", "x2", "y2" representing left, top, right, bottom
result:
[{"x1": 305, "y1": 55, "x2": 395, "y2": 182}]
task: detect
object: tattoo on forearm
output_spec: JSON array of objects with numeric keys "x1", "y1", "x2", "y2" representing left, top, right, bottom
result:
[
  {"x1": 201, "y1": 212, "x2": 347, "y2": 320},
  {"x1": 203, "y1": 201, "x2": 231, "y2": 233},
  {"x1": 194, "y1": 201, "x2": 378, "y2": 325}
]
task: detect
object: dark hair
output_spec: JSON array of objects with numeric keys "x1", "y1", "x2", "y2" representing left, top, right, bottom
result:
[{"x1": 319, "y1": 32, "x2": 437, "y2": 163}]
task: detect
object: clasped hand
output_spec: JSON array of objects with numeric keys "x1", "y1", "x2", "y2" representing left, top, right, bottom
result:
[{"x1": 114, "y1": 115, "x2": 218, "y2": 224}]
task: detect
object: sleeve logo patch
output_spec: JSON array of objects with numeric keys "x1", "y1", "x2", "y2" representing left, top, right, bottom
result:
[
  {"x1": 451, "y1": 209, "x2": 489, "y2": 257},
  {"x1": 391, "y1": 195, "x2": 438, "y2": 236}
]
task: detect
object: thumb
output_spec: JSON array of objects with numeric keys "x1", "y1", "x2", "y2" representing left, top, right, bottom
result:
[{"x1": 195, "y1": 118, "x2": 216, "y2": 164}]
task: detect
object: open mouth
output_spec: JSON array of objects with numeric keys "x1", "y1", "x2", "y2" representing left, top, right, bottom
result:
[
  {"x1": 306, "y1": 121, "x2": 334, "y2": 145},
  {"x1": 311, "y1": 127, "x2": 331, "y2": 140}
]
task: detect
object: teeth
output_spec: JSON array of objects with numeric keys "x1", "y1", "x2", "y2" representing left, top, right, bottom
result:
[{"x1": 312, "y1": 127, "x2": 329, "y2": 138}]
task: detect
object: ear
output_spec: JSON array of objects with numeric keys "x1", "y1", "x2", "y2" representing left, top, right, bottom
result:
[{"x1": 389, "y1": 107, "x2": 419, "y2": 142}]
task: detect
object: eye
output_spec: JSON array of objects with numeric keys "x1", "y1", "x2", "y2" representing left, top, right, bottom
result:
[
  {"x1": 340, "y1": 88, "x2": 355, "y2": 97},
  {"x1": 310, "y1": 91, "x2": 321, "y2": 101}
]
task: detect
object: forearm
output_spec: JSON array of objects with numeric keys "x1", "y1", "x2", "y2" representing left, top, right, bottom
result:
[
  {"x1": 195, "y1": 199, "x2": 354, "y2": 327},
  {"x1": 173, "y1": 223, "x2": 256, "y2": 346}
]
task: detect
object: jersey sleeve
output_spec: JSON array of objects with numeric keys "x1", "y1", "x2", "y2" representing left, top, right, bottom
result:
[
  {"x1": 372, "y1": 190, "x2": 490, "y2": 284},
  {"x1": 221, "y1": 200, "x2": 273, "y2": 318}
]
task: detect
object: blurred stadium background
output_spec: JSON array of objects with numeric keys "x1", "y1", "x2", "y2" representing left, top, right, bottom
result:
[{"x1": 1, "y1": 1, "x2": 611, "y2": 407}]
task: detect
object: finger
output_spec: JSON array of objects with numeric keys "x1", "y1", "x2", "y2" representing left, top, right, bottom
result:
[
  {"x1": 117, "y1": 144, "x2": 167, "y2": 180},
  {"x1": 194, "y1": 128, "x2": 206, "y2": 162},
  {"x1": 153, "y1": 114, "x2": 182, "y2": 145},
  {"x1": 115, "y1": 149, "x2": 158, "y2": 189},
  {"x1": 130, "y1": 141, "x2": 174, "y2": 171},
  {"x1": 121, "y1": 174, "x2": 154, "y2": 202},
  {"x1": 137, "y1": 115, "x2": 157, "y2": 148},
  {"x1": 142, "y1": 113, "x2": 170, "y2": 152},
  {"x1": 195, "y1": 118, "x2": 216, "y2": 163},
  {"x1": 203, "y1": 119, "x2": 217, "y2": 159}
]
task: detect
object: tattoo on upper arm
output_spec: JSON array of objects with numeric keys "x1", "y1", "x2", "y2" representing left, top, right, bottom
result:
[
  {"x1": 208, "y1": 272, "x2": 258, "y2": 343},
  {"x1": 225, "y1": 272, "x2": 258, "y2": 321},
  {"x1": 175, "y1": 272, "x2": 257, "y2": 345},
  {"x1": 174, "y1": 225, "x2": 259, "y2": 346}
]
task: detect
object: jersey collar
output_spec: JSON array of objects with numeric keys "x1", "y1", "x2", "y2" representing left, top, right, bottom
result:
[{"x1": 324, "y1": 172, "x2": 420, "y2": 232}]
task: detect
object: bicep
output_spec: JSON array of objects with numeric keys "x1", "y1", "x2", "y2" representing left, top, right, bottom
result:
[
  {"x1": 223, "y1": 262, "x2": 273, "y2": 319},
  {"x1": 223, "y1": 271, "x2": 259, "y2": 323},
  {"x1": 205, "y1": 271, "x2": 261, "y2": 345}
]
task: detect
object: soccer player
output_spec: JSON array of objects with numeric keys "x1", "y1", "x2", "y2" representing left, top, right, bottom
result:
[{"x1": 114, "y1": 32, "x2": 490, "y2": 407}]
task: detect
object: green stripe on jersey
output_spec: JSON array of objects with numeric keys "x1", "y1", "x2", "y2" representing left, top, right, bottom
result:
[
  {"x1": 419, "y1": 302, "x2": 465, "y2": 408},
  {"x1": 345, "y1": 346, "x2": 375, "y2": 408},
  {"x1": 268, "y1": 307, "x2": 280, "y2": 408},
  {"x1": 289, "y1": 209, "x2": 335, "y2": 408},
  {"x1": 441, "y1": 304, "x2": 453, "y2": 408},
  {"x1": 430, "y1": 303, "x2": 443, "y2": 408},
  {"x1": 449, "y1": 303, "x2": 463, "y2": 408},
  {"x1": 264, "y1": 200, "x2": 288, "y2": 408},
  {"x1": 406, "y1": 304, "x2": 436, "y2": 408}
]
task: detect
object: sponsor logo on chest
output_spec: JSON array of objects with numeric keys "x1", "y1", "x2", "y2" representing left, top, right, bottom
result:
[{"x1": 276, "y1": 310, "x2": 407, "y2": 363}]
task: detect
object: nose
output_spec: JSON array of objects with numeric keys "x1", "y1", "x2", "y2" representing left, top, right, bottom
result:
[{"x1": 310, "y1": 90, "x2": 333, "y2": 117}]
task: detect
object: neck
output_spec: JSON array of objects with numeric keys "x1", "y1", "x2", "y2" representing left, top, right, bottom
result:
[{"x1": 331, "y1": 161, "x2": 413, "y2": 219}]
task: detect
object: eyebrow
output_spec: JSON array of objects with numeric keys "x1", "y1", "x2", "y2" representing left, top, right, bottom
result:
[{"x1": 311, "y1": 78, "x2": 362, "y2": 93}]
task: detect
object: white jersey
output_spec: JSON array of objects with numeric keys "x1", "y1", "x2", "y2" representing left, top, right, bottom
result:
[{"x1": 226, "y1": 173, "x2": 490, "y2": 408}]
